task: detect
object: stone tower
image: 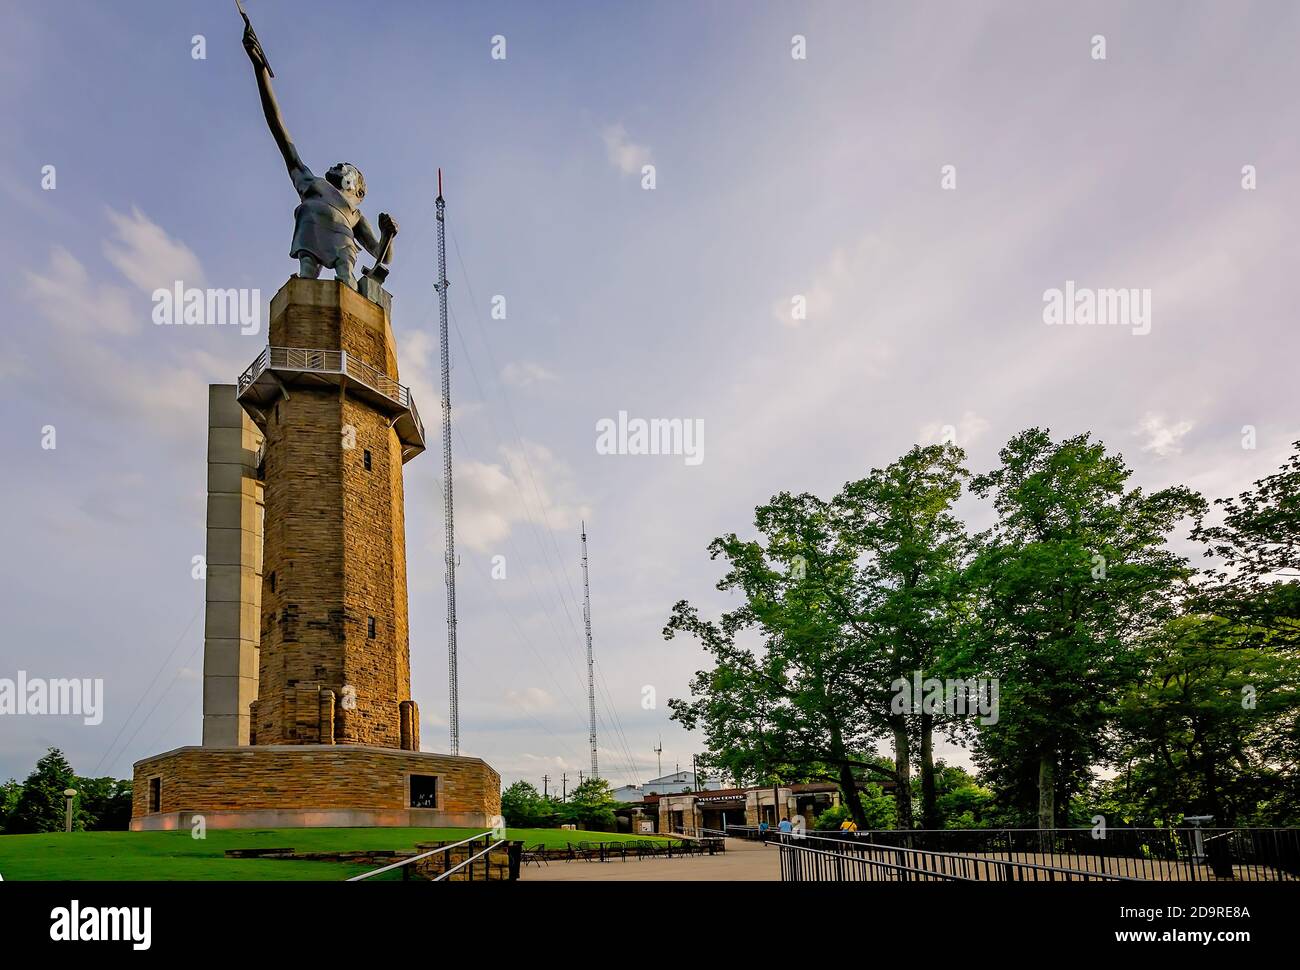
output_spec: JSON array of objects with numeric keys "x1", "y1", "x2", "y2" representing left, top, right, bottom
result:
[
  {"x1": 131, "y1": 277, "x2": 502, "y2": 831},
  {"x1": 235, "y1": 278, "x2": 426, "y2": 749}
]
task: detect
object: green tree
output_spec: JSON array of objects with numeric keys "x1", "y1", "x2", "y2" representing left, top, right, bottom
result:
[
  {"x1": 561, "y1": 777, "x2": 617, "y2": 831},
  {"x1": 0, "y1": 778, "x2": 20, "y2": 833},
  {"x1": 500, "y1": 780, "x2": 560, "y2": 828},
  {"x1": 1191, "y1": 440, "x2": 1300, "y2": 651},
  {"x1": 923, "y1": 763, "x2": 995, "y2": 829},
  {"x1": 74, "y1": 776, "x2": 134, "y2": 831},
  {"x1": 963, "y1": 429, "x2": 1203, "y2": 830},
  {"x1": 9, "y1": 748, "x2": 81, "y2": 834},
  {"x1": 666, "y1": 489, "x2": 890, "y2": 828},
  {"x1": 668, "y1": 445, "x2": 974, "y2": 830},
  {"x1": 1107, "y1": 615, "x2": 1300, "y2": 825},
  {"x1": 833, "y1": 443, "x2": 971, "y2": 829},
  {"x1": 813, "y1": 784, "x2": 896, "y2": 830}
]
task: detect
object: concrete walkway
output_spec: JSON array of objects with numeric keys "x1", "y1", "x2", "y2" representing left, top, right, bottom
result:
[{"x1": 522, "y1": 838, "x2": 780, "y2": 881}]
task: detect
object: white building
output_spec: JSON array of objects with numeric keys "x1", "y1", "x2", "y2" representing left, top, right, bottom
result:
[{"x1": 611, "y1": 770, "x2": 725, "y2": 802}]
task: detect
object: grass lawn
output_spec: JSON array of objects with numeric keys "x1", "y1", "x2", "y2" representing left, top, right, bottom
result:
[{"x1": 0, "y1": 826, "x2": 678, "y2": 881}]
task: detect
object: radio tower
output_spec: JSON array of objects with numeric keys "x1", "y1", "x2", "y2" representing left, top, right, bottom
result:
[
  {"x1": 581, "y1": 522, "x2": 598, "y2": 779},
  {"x1": 435, "y1": 168, "x2": 460, "y2": 755}
]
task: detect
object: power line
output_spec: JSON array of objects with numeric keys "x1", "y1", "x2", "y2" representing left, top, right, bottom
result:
[{"x1": 92, "y1": 602, "x2": 202, "y2": 776}]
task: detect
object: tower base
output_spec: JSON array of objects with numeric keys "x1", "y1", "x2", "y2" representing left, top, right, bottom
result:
[{"x1": 130, "y1": 745, "x2": 501, "y2": 831}]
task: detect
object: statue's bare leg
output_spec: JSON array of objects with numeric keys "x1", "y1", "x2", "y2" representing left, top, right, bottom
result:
[
  {"x1": 298, "y1": 255, "x2": 322, "y2": 279},
  {"x1": 333, "y1": 255, "x2": 356, "y2": 289}
]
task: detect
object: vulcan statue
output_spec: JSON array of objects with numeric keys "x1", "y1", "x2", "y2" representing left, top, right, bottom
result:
[{"x1": 239, "y1": 4, "x2": 397, "y2": 288}]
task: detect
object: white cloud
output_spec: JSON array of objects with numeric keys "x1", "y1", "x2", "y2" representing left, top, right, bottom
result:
[
  {"x1": 602, "y1": 123, "x2": 652, "y2": 176},
  {"x1": 1134, "y1": 412, "x2": 1195, "y2": 458},
  {"x1": 501, "y1": 361, "x2": 558, "y2": 387},
  {"x1": 770, "y1": 241, "x2": 880, "y2": 327},
  {"x1": 395, "y1": 327, "x2": 482, "y2": 423},
  {"x1": 102, "y1": 205, "x2": 205, "y2": 293},
  {"x1": 23, "y1": 246, "x2": 137, "y2": 336},
  {"x1": 20, "y1": 211, "x2": 237, "y2": 439},
  {"x1": 447, "y1": 441, "x2": 590, "y2": 553},
  {"x1": 504, "y1": 686, "x2": 556, "y2": 713}
]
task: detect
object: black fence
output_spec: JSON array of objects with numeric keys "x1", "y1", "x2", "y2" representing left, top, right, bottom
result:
[
  {"x1": 777, "y1": 832, "x2": 1138, "y2": 882},
  {"x1": 765, "y1": 826, "x2": 1299, "y2": 882}
]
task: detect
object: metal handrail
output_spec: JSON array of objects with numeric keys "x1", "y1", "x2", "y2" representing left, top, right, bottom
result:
[
  {"x1": 783, "y1": 839, "x2": 980, "y2": 882},
  {"x1": 346, "y1": 830, "x2": 495, "y2": 881},
  {"x1": 237, "y1": 346, "x2": 270, "y2": 394},
  {"x1": 407, "y1": 394, "x2": 425, "y2": 445},
  {"x1": 433, "y1": 838, "x2": 507, "y2": 882}
]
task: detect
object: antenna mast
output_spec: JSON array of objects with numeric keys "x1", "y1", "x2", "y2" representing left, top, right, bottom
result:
[
  {"x1": 581, "y1": 521, "x2": 598, "y2": 779},
  {"x1": 435, "y1": 168, "x2": 460, "y2": 755}
]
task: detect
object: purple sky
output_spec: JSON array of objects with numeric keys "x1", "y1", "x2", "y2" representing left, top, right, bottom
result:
[{"x1": 1, "y1": 0, "x2": 1297, "y2": 788}]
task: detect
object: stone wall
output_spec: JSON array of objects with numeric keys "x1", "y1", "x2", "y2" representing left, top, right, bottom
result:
[{"x1": 131, "y1": 745, "x2": 500, "y2": 830}]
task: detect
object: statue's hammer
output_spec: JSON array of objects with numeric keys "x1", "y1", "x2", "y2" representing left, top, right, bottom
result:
[{"x1": 362, "y1": 226, "x2": 395, "y2": 285}]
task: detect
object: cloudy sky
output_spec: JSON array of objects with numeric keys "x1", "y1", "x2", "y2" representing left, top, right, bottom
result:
[{"x1": 1, "y1": 1, "x2": 1296, "y2": 788}]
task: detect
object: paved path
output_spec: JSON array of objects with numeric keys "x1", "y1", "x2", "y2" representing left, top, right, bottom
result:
[{"x1": 521, "y1": 838, "x2": 780, "y2": 881}]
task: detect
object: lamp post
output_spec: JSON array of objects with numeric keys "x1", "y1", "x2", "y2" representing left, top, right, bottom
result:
[
  {"x1": 1185, "y1": 814, "x2": 1214, "y2": 865},
  {"x1": 63, "y1": 788, "x2": 77, "y2": 833}
]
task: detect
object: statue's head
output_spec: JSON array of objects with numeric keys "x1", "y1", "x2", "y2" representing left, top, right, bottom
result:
[{"x1": 326, "y1": 162, "x2": 366, "y2": 204}]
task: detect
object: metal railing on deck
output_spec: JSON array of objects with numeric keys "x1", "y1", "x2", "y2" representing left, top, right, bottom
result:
[{"x1": 238, "y1": 346, "x2": 414, "y2": 412}]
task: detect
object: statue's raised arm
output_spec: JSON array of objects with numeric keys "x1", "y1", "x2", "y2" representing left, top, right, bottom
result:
[{"x1": 241, "y1": 15, "x2": 304, "y2": 179}]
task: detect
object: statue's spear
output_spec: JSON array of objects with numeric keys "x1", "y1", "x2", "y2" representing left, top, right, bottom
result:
[{"x1": 235, "y1": 0, "x2": 274, "y2": 77}]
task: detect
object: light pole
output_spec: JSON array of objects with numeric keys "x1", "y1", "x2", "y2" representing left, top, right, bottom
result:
[{"x1": 63, "y1": 788, "x2": 77, "y2": 833}]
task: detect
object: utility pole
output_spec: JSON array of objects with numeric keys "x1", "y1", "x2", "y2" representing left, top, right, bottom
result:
[
  {"x1": 654, "y1": 737, "x2": 663, "y2": 781},
  {"x1": 434, "y1": 167, "x2": 459, "y2": 756},
  {"x1": 561, "y1": 773, "x2": 568, "y2": 802},
  {"x1": 580, "y1": 522, "x2": 598, "y2": 780},
  {"x1": 542, "y1": 774, "x2": 549, "y2": 799}
]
